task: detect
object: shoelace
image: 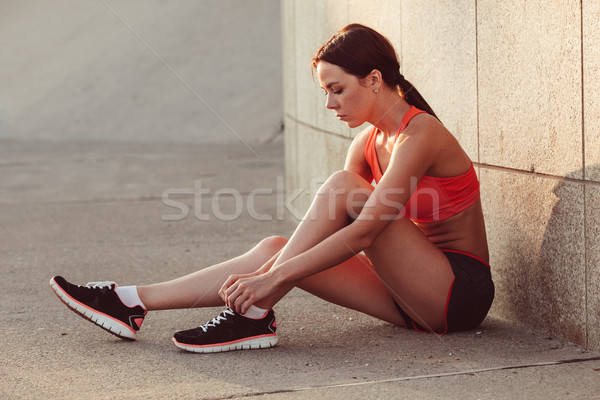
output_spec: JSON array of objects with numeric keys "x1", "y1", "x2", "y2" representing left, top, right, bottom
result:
[
  {"x1": 199, "y1": 309, "x2": 235, "y2": 333},
  {"x1": 85, "y1": 281, "x2": 116, "y2": 289}
]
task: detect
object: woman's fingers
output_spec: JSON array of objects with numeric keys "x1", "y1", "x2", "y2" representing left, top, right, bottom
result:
[
  {"x1": 220, "y1": 274, "x2": 243, "y2": 304},
  {"x1": 227, "y1": 280, "x2": 254, "y2": 314},
  {"x1": 224, "y1": 273, "x2": 273, "y2": 314},
  {"x1": 221, "y1": 279, "x2": 239, "y2": 310},
  {"x1": 239, "y1": 298, "x2": 251, "y2": 315}
]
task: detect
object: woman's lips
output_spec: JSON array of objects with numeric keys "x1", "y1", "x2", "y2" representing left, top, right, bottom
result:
[{"x1": 336, "y1": 114, "x2": 347, "y2": 120}]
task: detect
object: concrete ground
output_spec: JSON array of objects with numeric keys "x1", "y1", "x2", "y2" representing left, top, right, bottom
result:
[{"x1": 2, "y1": 140, "x2": 600, "y2": 400}]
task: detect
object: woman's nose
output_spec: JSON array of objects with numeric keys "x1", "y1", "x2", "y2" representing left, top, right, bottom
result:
[{"x1": 326, "y1": 95, "x2": 337, "y2": 109}]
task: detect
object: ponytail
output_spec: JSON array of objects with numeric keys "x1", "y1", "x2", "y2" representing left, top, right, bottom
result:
[{"x1": 396, "y1": 74, "x2": 438, "y2": 120}]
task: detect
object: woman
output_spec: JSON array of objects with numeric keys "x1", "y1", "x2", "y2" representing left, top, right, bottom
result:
[{"x1": 49, "y1": 24, "x2": 494, "y2": 353}]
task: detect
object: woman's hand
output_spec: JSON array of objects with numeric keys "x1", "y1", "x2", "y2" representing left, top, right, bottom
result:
[{"x1": 218, "y1": 271, "x2": 281, "y2": 315}]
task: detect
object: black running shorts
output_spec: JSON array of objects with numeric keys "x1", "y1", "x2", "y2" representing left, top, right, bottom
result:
[{"x1": 395, "y1": 249, "x2": 495, "y2": 334}]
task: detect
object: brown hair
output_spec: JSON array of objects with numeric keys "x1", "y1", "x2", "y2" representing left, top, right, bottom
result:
[{"x1": 311, "y1": 24, "x2": 438, "y2": 119}]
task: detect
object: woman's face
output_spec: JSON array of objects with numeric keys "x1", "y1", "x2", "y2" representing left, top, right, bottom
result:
[{"x1": 316, "y1": 61, "x2": 375, "y2": 128}]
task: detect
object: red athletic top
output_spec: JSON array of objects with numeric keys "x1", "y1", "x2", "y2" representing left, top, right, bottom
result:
[{"x1": 364, "y1": 106, "x2": 480, "y2": 223}]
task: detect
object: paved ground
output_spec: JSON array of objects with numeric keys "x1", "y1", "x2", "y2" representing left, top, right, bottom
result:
[{"x1": 2, "y1": 140, "x2": 600, "y2": 400}]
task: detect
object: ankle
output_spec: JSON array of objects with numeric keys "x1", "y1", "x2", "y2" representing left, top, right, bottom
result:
[{"x1": 115, "y1": 285, "x2": 147, "y2": 311}]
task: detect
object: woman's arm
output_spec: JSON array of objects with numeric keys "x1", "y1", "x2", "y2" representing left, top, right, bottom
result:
[
  {"x1": 257, "y1": 248, "x2": 283, "y2": 274},
  {"x1": 271, "y1": 121, "x2": 444, "y2": 284},
  {"x1": 223, "y1": 121, "x2": 443, "y2": 312}
]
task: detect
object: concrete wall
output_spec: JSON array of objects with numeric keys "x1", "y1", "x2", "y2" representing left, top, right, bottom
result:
[{"x1": 282, "y1": 0, "x2": 600, "y2": 349}]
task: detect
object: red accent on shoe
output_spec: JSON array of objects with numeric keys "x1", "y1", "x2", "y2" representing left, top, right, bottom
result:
[
  {"x1": 133, "y1": 318, "x2": 144, "y2": 330},
  {"x1": 172, "y1": 333, "x2": 277, "y2": 349}
]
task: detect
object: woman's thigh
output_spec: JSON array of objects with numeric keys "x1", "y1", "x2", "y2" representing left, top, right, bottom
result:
[
  {"x1": 365, "y1": 216, "x2": 455, "y2": 332},
  {"x1": 297, "y1": 253, "x2": 406, "y2": 326}
]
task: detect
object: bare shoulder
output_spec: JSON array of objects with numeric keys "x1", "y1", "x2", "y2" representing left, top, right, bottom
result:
[
  {"x1": 398, "y1": 113, "x2": 457, "y2": 152},
  {"x1": 403, "y1": 113, "x2": 447, "y2": 139},
  {"x1": 397, "y1": 112, "x2": 471, "y2": 175}
]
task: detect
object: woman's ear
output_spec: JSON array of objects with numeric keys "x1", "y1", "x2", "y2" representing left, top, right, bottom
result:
[{"x1": 366, "y1": 69, "x2": 383, "y2": 91}]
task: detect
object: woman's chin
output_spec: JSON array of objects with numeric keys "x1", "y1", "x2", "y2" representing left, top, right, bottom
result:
[{"x1": 335, "y1": 115, "x2": 363, "y2": 128}]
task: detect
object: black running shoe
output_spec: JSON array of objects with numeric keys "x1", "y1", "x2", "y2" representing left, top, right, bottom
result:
[
  {"x1": 172, "y1": 308, "x2": 278, "y2": 353},
  {"x1": 49, "y1": 276, "x2": 146, "y2": 340}
]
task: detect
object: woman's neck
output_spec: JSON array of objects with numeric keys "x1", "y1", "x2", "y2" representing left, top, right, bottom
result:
[{"x1": 369, "y1": 92, "x2": 411, "y2": 137}]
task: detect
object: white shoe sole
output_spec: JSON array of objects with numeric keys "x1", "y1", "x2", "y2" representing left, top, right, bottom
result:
[
  {"x1": 171, "y1": 334, "x2": 278, "y2": 353},
  {"x1": 49, "y1": 277, "x2": 136, "y2": 340}
]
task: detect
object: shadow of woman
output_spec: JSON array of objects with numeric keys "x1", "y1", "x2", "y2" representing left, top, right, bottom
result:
[{"x1": 534, "y1": 164, "x2": 598, "y2": 345}]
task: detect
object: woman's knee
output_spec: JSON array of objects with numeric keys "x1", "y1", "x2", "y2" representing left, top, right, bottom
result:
[
  {"x1": 257, "y1": 235, "x2": 288, "y2": 255},
  {"x1": 321, "y1": 170, "x2": 371, "y2": 191},
  {"x1": 318, "y1": 170, "x2": 373, "y2": 217}
]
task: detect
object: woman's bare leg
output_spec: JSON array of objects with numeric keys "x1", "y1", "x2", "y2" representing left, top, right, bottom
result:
[
  {"x1": 296, "y1": 252, "x2": 406, "y2": 325},
  {"x1": 137, "y1": 170, "x2": 366, "y2": 312},
  {"x1": 138, "y1": 233, "x2": 405, "y2": 325},
  {"x1": 137, "y1": 236, "x2": 287, "y2": 310}
]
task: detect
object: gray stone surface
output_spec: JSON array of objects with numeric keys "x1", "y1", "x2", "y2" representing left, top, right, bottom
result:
[
  {"x1": 3, "y1": 140, "x2": 600, "y2": 399},
  {"x1": 480, "y1": 168, "x2": 587, "y2": 345},
  {"x1": 294, "y1": 125, "x2": 350, "y2": 215},
  {"x1": 348, "y1": 0, "x2": 402, "y2": 47},
  {"x1": 292, "y1": 1, "x2": 322, "y2": 130},
  {"x1": 283, "y1": 115, "x2": 299, "y2": 207},
  {"x1": 586, "y1": 183, "x2": 600, "y2": 349},
  {"x1": 401, "y1": 0, "x2": 478, "y2": 161},
  {"x1": 477, "y1": 0, "x2": 583, "y2": 177},
  {"x1": 282, "y1": 0, "x2": 297, "y2": 121},
  {"x1": 584, "y1": 0, "x2": 600, "y2": 182}
]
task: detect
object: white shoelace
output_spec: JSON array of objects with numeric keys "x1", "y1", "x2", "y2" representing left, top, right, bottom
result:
[
  {"x1": 199, "y1": 309, "x2": 234, "y2": 333},
  {"x1": 85, "y1": 281, "x2": 116, "y2": 289}
]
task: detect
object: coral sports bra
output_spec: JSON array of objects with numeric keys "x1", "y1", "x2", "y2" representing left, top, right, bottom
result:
[{"x1": 364, "y1": 106, "x2": 480, "y2": 223}]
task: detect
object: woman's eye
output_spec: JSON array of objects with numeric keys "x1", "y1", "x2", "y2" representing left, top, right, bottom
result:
[{"x1": 323, "y1": 89, "x2": 342, "y2": 95}]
